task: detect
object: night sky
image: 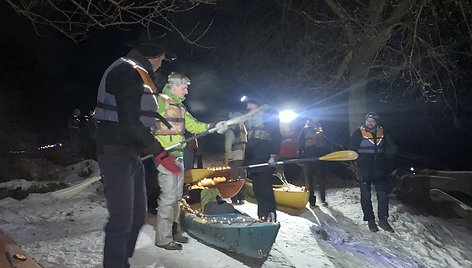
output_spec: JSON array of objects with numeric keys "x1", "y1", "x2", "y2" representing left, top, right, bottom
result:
[
  {"x1": 0, "y1": 2, "x2": 231, "y2": 140},
  {"x1": 1, "y1": 1, "x2": 472, "y2": 169}
]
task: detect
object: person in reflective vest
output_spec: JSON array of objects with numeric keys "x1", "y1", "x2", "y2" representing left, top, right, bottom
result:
[
  {"x1": 95, "y1": 38, "x2": 179, "y2": 268},
  {"x1": 242, "y1": 95, "x2": 281, "y2": 222},
  {"x1": 153, "y1": 72, "x2": 227, "y2": 250},
  {"x1": 224, "y1": 111, "x2": 248, "y2": 204},
  {"x1": 67, "y1": 108, "x2": 82, "y2": 156},
  {"x1": 298, "y1": 119, "x2": 330, "y2": 207},
  {"x1": 349, "y1": 112, "x2": 394, "y2": 233}
]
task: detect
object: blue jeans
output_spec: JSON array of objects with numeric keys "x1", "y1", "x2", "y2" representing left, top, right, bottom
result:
[{"x1": 98, "y1": 155, "x2": 146, "y2": 268}]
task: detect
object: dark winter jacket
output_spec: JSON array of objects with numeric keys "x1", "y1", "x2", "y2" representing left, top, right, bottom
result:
[
  {"x1": 298, "y1": 126, "x2": 330, "y2": 158},
  {"x1": 349, "y1": 126, "x2": 388, "y2": 181},
  {"x1": 96, "y1": 49, "x2": 163, "y2": 158},
  {"x1": 244, "y1": 108, "x2": 281, "y2": 169}
]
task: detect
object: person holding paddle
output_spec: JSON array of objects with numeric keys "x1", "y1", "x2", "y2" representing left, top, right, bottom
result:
[
  {"x1": 224, "y1": 111, "x2": 248, "y2": 205},
  {"x1": 242, "y1": 95, "x2": 281, "y2": 222},
  {"x1": 153, "y1": 72, "x2": 228, "y2": 250},
  {"x1": 95, "y1": 38, "x2": 180, "y2": 268},
  {"x1": 298, "y1": 119, "x2": 330, "y2": 207}
]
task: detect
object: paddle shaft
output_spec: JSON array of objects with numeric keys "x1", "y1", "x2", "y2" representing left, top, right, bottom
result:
[
  {"x1": 241, "y1": 150, "x2": 358, "y2": 169},
  {"x1": 143, "y1": 105, "x2": 269, "y2": 160},
  {"x1": 242, "y1": 157, "x2": 321, "y2": 169}
]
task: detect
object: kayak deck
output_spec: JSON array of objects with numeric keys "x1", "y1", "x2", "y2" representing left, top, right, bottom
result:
[{"x1": 181, "y1": 206, "x2": 280, "y2": 259}]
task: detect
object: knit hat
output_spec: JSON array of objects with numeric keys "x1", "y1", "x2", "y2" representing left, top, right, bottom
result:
[{"x1": 131, "y1": 36, "x2": 176, "y2": 60}]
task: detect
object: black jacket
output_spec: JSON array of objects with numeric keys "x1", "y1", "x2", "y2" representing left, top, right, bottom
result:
[
  {"x1": 96, "y1": 49, "x2": 163, "y2": 156},
  {"x1": 244, "y1": 108, "x2": 281, "y2": 166}
]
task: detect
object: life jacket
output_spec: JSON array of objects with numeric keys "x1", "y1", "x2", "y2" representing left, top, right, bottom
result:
[
  {"x1": 95, "y1": 57, "x2": 170, "y2": 129},
  {"x1": 358, "y1": 126, "x2": 385, "y2": 154},
  {"x1": 247, "y1": 113, "x2": 273, "y2": 141},
  {"x1": 231, "y1": 124, "x2": 248, "y2": 151},
  {"x1": 153, "y1": 93, "x2": 186, "y2": 135}
]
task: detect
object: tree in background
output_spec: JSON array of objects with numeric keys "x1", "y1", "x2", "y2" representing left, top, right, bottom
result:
[
  {"x1": 5, "y1": 0, "x2": 472, "y2": 137},
  {"x1": 210, "y1": 1, "x2": 472, "y2": 134},
  {"x1": 5, "y1": 0, "x2": 216, "y2": 42},
  {"x1": 278, "y1": 0, "x2": 472, "y2": 133}
]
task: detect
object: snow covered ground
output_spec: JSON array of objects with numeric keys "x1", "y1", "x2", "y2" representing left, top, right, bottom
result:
[{"x1": 2, "y1": 175, "x2": 472, "y2": 268}]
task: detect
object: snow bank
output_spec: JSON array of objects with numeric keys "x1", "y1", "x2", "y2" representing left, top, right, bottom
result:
[{"x1": 1, "y1": 180, "x2": 472, "y2": 267}]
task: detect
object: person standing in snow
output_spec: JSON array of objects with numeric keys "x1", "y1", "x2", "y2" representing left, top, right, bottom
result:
[
  {"x1": 348, "y1": 112, "x2": 394, "y2": 233},
  {"x1": 224, "y1": 111, "x2": 248, "y2": 205},
  {"x1": 242, "y1": 96, "x2": 281, "y2": 222},
  {"x1": 67, "y1": 108, "x2": 82, "y2": 156},
  {"x1": 95, "y1": 38, "x2": 180, "y2": 268},
  {"x1": 298, "y1": 119, "x2": 330, "y2": 207},
  {"x1": 81, "y1": 109, "x2": 98, "y2": 159},
  {"x1": 153, "y1": 72, "x2": 228, "y2": 250}
]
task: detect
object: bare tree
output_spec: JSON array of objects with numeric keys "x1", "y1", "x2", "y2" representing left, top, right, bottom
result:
[
  {"x1": 221, "y1": 1, "x2": 471, "y2": 133},
  {"x1": 293, "y1": 0, "x2": 472, "y2": 133},
  {"x1": 5, "y1": 0, "x2": 216, "y2": 43}
]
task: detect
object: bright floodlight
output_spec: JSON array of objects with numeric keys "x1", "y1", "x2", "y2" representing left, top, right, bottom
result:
[
  {"x1": 279, "y1": 109, "x2": 298, "y2": 123},
  {"x1": 240, "y1": 95, "x2": 248, "y2": 102}
]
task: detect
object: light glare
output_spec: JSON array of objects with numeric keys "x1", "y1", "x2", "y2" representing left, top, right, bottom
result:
[{"x1": 279, "y1": 109, "x2": 298, "y2": 123}]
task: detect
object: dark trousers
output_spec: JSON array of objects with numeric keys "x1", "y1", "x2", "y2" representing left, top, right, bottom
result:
[
  {"x1": 69, "y1": 129, "x2": 81, "y2": 156},
  {"x1": 98, "y1": 155, "x2": 146, "y2": 268},
  {"x1": 359, "y1": 178, "x2": 390, "y2": 221},
  {"x1": 303, "y1": 162, "x2": 326, "y2": 205},
  {"x1": 82, "y1": 137, "x2": 97, "y2": 160},
  {"x1": 250, "y1": 169, "x2": 277, "y2": 221},
  {"x1": 143, "y1": 157, "x2": 159, "y2": 213},
  {"x1": 183, "y1": 147, "x2": 195, "y2": 171},
  {"x1": 230, "y1": 160, "x2": 247, "y2": 202}
]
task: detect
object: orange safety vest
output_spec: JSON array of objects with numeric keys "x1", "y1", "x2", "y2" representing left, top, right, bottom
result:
[
  {"x1": 358, "y1": 126, "x2": 385, "y2": 153},
  {"x1": 153, "y1": 94, "x2": 186, "y2": 135}
]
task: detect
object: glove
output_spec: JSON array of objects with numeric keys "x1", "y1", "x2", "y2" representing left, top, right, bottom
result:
[
  {"x1": 215, "y1": 121, "x2": 228, "y2": 134},
  {"x1": 154, "y1": 150, "x2": 180, "y2": 175},
  {"x1": 268, "y1": 154, "x2": 278, "y2": 166}
]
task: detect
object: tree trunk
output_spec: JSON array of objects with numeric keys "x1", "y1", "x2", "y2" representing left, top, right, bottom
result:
[
  {"x1": 346, "y1": 26, "x2": 396, "y2": 134},
  {"x1": 348, "y1": 76, "x2": 367, "y2": 134}
]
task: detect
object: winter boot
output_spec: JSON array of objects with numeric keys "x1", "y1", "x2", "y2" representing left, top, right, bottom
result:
[
  {"x1": 368, "y1": 220, "x2": 379, "y2": 232},
  {"x1": 267, "y1": 212, "x2": 277, "y2": 223},
  {"x1": 156, "y1": 241, "x2": 182, "y2": 250},
  {"x1": 172, "y1": 222, "x2": 189, "y2": 243},
  {"x1": 309, "y1": 196, "x2": 317, "y2": 207},
  {"x1": 378, "y1": 219, "x2": 394, "y2": 233}
]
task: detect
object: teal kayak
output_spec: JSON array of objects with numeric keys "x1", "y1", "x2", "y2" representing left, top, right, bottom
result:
[{"x1": 181, "y1": 210, "x2": 280, "y2": 259}]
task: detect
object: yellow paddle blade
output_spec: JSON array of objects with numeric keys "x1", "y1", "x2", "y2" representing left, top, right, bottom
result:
[
  {"x1": 318, "y1": 150, "x2": 358, "y2": 161},
  {"x1": 184, "y1": 169, "x2": 215, "y2": 184}
]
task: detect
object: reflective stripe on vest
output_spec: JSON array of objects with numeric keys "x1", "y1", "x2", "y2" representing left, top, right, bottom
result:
[
  {"x1": 358, "y1": 126, "x2": 385, "y2": 154},
  {"x1": 95, "y1": 57, "x2": 170, "y2": 129},
  {"x1": 154, "y1": 94, "x2": 186, "y2": 135}
]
